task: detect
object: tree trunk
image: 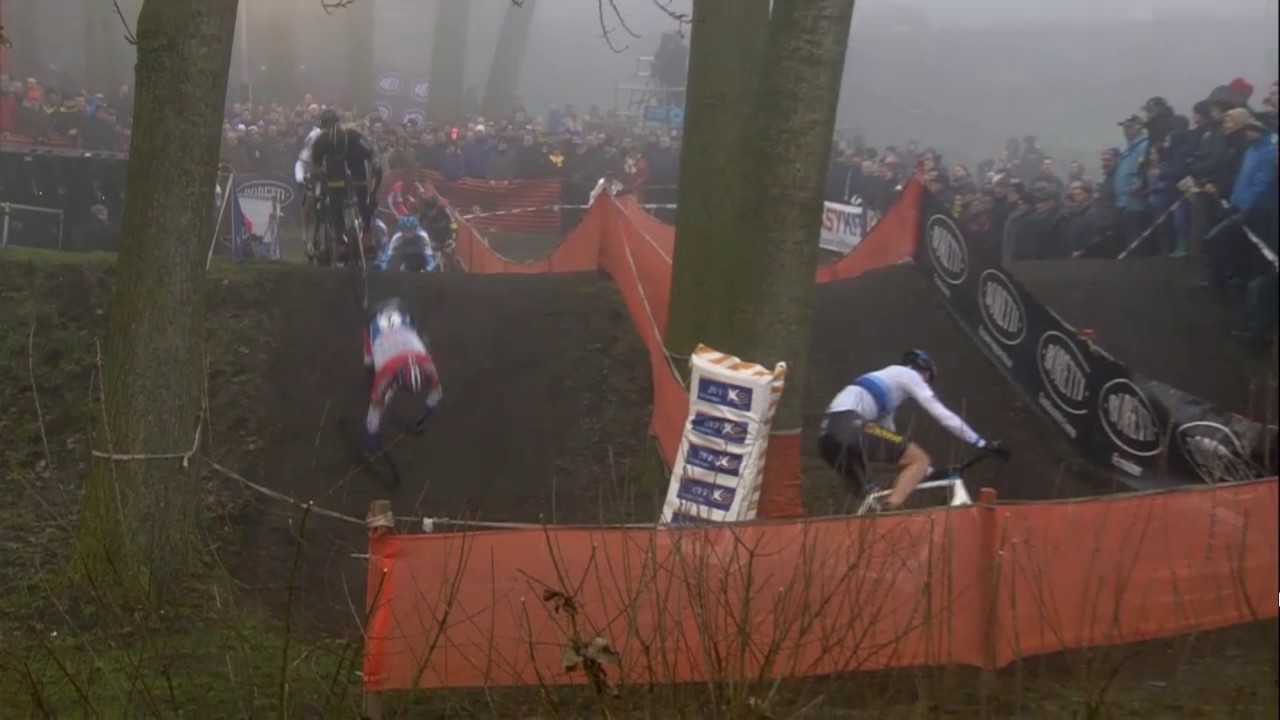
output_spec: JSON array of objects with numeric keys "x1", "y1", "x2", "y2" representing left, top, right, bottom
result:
[
  {"x1": 347, "y1": 0, "x2": 376, "y2": 111},
  {"x1": 748, "y1": 0, "x2": 855, "y2": 517},
  {"x1": 426, "y1": 0, "x2": 470, "y2": 124},
  {"x1": 481, "y1": 0, "x2": 537, "y2": 119},
  {"x1": 664, "y1": 0, "x2": 770, "y2": 361},
  {"x1": 75, "y1": 0, "x2": 239, "y2": 600}
]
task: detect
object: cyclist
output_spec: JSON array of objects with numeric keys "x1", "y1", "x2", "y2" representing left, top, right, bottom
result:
[
  {"x1": 418, "y1": 191, "x2": 457, "y2": 254},
  {"x1": 294, "y1": 123, "x2": 324, "y2": 260},
  {"x1": 818, "y1": 350, "x2": 1010, "y2": 511},
  {"x1": 310, "y1": 108, "x2": 384, "y2": 263},
  {"x1": 379, "y1": 215, "x2": 433, "y2": 272},
  {"x1": 362, "y1": 298, "x2": 442, "y2": 455},
  {"x1": 387, "y1": 174, "x2": 429, "y2": 221}
]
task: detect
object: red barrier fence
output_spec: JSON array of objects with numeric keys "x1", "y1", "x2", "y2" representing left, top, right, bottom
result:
[{"x1": 362, "y1": 480, "x2": 1279, "y2": 690}]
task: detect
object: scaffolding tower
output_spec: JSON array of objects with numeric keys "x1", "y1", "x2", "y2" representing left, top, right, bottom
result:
[{"x1": 614, "y1": 55, "x2": 686, "y2": 131}]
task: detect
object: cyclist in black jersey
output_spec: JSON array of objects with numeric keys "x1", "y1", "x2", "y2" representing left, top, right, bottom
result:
[{"x1": 309, "y1": 109, "x2": 384, "y2": 260}]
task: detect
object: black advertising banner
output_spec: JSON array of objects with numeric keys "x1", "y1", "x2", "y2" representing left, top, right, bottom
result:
[{"x1": 914, "y1": 189, "x2": 1277, "y2": 489}]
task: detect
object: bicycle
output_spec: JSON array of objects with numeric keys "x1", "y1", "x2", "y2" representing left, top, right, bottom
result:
[
  {"x1": 855, "y1": 452, "x2": 1001, "y2": 516},
  {"x1": 309, "y1": 176, "x2": 369, "y2": 270}
]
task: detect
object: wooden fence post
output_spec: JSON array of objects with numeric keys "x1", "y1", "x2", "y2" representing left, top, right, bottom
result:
[
  {"x1": 977, "y1": 487, "x2": 999, "y2": 716},
  {"x1": 361, "y1": 499, "x2": 395, "y2": 720}
]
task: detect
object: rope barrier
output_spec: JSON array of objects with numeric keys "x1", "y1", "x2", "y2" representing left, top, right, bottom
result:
[{"x1": 460, "y1": 202, "x2": 678, "y2": 221}]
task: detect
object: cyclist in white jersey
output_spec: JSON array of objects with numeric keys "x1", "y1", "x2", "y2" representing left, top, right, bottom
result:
[
  {"x1": 295, "y1": 124, "x2": 324, "y2": 259},
  {"x1": 819, "y1": 350, "x2": 1010, "y2": 510}
]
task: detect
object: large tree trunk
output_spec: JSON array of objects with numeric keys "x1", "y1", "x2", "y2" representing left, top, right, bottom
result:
[
  {"x1": 748, "y1": 0, "x2": 855, "y2": 517},
  {"x1": 481, "y1": 0, "x2": 537, "y2": 119},
  {"x1": 347, "y1": 0, "x2": 376, "y2": 111},
  {"x1": 426, "y1": 0, "x2": 470, "y2": 124},
  {"x1": 75, "y1": 0, "x2": 239, "y2": 599},
  {"x1": 664, "y1": 0, "x2": 770, "y2": 360}
]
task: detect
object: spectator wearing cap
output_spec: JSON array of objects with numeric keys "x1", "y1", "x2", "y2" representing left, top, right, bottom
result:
[{"x1": 1113, "y1": 115, "x2": 1151, "y2": 249}]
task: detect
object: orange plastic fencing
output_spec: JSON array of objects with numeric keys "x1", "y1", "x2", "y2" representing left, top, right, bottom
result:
[
  {"x1": 443, "y1": 184, "x2": 924, "y2": 518},
  {"x1": 362, "y1": 479, "x2": 1279, "y2": 691}
]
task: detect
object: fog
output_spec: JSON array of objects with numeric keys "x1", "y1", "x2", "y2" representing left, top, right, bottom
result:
[{"x1": 6, "y1": 0, "x2": 1277, "y2": 166}]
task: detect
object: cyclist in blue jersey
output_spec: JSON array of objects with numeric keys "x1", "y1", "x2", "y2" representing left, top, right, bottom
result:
[{"x1": 818, "y1": 350, "x2": 1010, "y2": 511}]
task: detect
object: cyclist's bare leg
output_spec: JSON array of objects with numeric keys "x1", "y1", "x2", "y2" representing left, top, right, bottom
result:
[
  {"x1": 887, "y1": 442, "x2": 931, "y2": 508},
  {"x1": 301, "y1": 196, "x2": 317, "y2": 256}
]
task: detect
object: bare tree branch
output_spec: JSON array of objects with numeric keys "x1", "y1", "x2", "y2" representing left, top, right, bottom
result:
[
  {"x1": 651, "y1": 0, "x2": 692, "y2": 35},
  {"x1": 596, "y1": 0, "x2": 628, "y2": 54},
  {"x1": 320, "y1": 0, "x2": 357, "y2": 15},
  {"x1": 113, "y1": 0, "x2": 138, "y2": 46}
]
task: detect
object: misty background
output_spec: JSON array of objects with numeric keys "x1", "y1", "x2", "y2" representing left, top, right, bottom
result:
[{"x1": 6, "y1": 0, "x2": 1278, "y2": 167}]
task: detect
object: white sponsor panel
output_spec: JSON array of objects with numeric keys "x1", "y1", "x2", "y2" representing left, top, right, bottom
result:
[
  {"x1": 662, "y1": 345, "x2": 787, "y2": 524},
  {"x1": 819, "y1": 201, "x2": 865, "y2": 254}
]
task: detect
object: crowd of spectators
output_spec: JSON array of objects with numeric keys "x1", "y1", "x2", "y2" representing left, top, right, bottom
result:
[
  {"x1": 215, "y1": 96, "x2": 682, "y2": 203},
  {"x1": 826, "y1": 76, "x2": 1277, "y2": 350},
  {"x1": 4, "y1": 63, "x2": 1276, "y2": 348},
  {"x1": 1, "y1": 75, "x2": 133, "y2": 152}
]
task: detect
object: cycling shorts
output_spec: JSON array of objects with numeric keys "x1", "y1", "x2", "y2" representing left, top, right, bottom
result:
[{"x1": 817, "y1": 410, "x2": 909, "y2": 494}]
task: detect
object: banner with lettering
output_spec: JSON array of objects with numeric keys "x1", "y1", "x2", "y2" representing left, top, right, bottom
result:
[
  {"x1": 914, "y1": 189, "x2": 1276, "y2": 489},
  {"x1": 819, "y1": 201, "x2": 865, "y2": 254}
]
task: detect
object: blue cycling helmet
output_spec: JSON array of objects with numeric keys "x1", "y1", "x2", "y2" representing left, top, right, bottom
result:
[
  {"x1": 902, "y1": 349, "x2": 937, "y2": 383},
  {"x1": 397, "y1": 215, "x2": 420, "y2": 232}
]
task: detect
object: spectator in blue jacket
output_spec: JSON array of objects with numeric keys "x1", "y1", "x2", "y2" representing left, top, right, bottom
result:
[
  {"x1": 1113, "y1": 115, "x2": 1151, "y2": 251},
  {"x1": 439, "y1": 142, "x2": 465, "y2": 182},
  {"x1": 462, "y1": 126, "x2": 493, "y2": 179},
  {"x1": 1204, "y1": 108, "x2": 1277, "y2": 295},
  {"x1": 1233, "y1": 147, "x2": 1278, "y2": 354}
]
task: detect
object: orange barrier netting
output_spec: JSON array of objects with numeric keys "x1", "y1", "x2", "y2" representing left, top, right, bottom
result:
[
  {"x1": 446, "y1": 180, "x2": 925, "y2": 519},
  {"x1": 362, "y1": 479, "x2": 1278, "y2": 690}
]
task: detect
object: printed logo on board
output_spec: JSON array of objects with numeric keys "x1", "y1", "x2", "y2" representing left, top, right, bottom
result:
[
  {"x1": 690, "y1": 413, "x2": 749, "y2": 444},
  {"x1": 374, "y1": 102, "x2": 393, "y2": 122},
  {"x1": 1098, "y1": 379, "x2": 1160, "y2": 457},
  {"x1": 378, "y1": 73, "x2": 403, "y2": 95},
  {"x1": 1176, "y1": 421, "x2": 1252, "y2": 484},
  {"x1": 1037, "y1": 331, "x2": 1089, "y2": 415},
  {"x1": 978, "y1": 269, "x2": 1027, "y2": 346},
  {"x1": 238, "y1": 180, "x2": 295, "y2": 207},
  {"x1": 402, "y1": 109, "x2": 426, "y2": 128},
  {"x1": 696, "y1": 378, "x2": 753, "y2": 412},
  {"x1": 684, "y1": 444, "x2": 743, "y2": 477},
  {"x1": 677, "y1": 477, "x2": 737, "y2": 511},
  {"x1": 925, "y1": 214, "x2": 968, "y2": 285},
  {"x1": 411, "y1": 80, "x2": 431, "y2": 103}
]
